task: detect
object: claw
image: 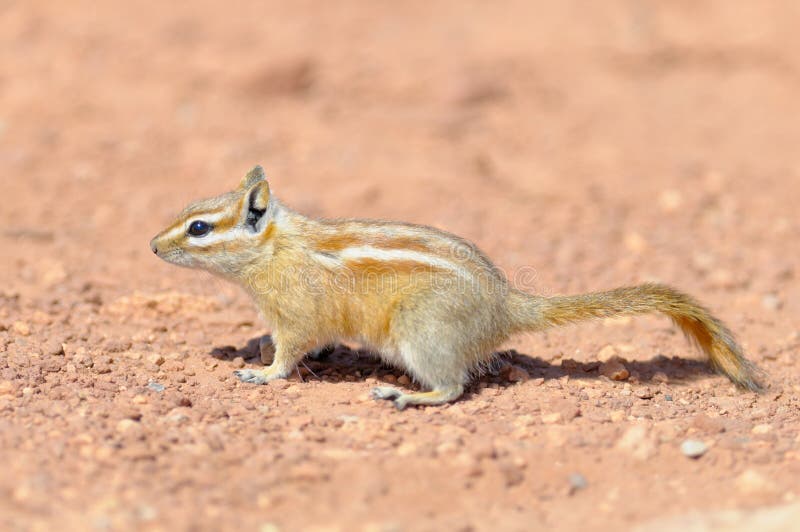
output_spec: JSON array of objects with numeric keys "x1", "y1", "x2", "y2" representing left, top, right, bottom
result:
[
  {"x1": 233, "y1": 369, "x2": 268, "y2": 385},
  {"x1": 371, "y1": 386, "x2": 402, "y2": 401}
]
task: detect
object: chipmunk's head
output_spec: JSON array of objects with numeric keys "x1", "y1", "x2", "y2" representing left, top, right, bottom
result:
[{"x1": 150, "y1": 166, "x2": 277, "y2": 277}]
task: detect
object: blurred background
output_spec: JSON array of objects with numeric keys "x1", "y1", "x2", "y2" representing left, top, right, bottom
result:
[
  {"x1": 1, "y1": 1, "x2": 799, "y2": 530},
  {"x1": 2, "y1": 1, "x2": 798, "y2": 295}
]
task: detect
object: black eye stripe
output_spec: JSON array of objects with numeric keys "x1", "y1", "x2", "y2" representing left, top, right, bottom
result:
[{"x1": 188, "y1": 220, "x2": 212, "y2": 237}]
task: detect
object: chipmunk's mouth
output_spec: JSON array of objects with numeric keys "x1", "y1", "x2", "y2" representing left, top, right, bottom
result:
[{"x1": 152, "y1": 246, "x2": 192, "y2": 267}]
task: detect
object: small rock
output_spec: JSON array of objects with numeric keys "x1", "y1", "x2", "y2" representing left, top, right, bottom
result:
[
  {"x1": 147, "y1": 381, "x2": 165, "y2": 393},
  {"x1": 0, "y1": 381, "x2": 15, "y2": 396},
  {"x1": 397, "y1": 375, "x2": 411, "y2": 386},
  {"x1": 600, "y1": 357, "x2": 630, "y2": 381},
  {"x1": 74, "y1": 352, "x2": 93, "y2": 368},
  {"x1": 762, "y1": 294, "x2": 782, "y2": 311},
  {"x1": 568, "y1": 473, "x2": 588, "y2": 494},
  {"x1": 635, "y1": 387, "x2": 654, "y2": 399},
  {"x1": 680, "y1": 439, "x2": 708, "y2": 458},
  {"x1": 116, "y1": 419, "x2": 139, "y2": 433},
  {"x1": 147, "y1": 353, "x2": 165, "y2": 366},
  {"x1": 610, "y1": 410, "x2": 626, "y2": 422},
  {"x1": 232, "y1": 356, "x2": 246, "y2": 369},
  {"x1": 241, "y1": 57, "x2": 316, "y2": 98},
  {"x1": 541, "y1": 412, "x2": 563, "y2": 424},
  {"x1": 436, "y1": 441, "x2": 460, "y2": 455},
  {"x1": 121, "y1": 408, "x2": 142, "y2": 421},
  {"x1": 104, "y1": 339, "x2": 133, "y2": 353},
  {"x1": 396, "y1": 442, "x2": 417, "y2": 457},
  {"x1": 751, "y1": 423, "x2": 773, "y2": 435},
  {"x1": 12, "y1": 321, "x2": 31, "y2": 336},
  {"x1": 42, "y1": 339, "x2": 65, "y2": 357}
]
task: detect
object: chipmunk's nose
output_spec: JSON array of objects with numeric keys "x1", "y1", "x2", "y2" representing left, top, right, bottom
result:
[{"x1": 150, "y1": 238, "x2": 159, "y2": 255}]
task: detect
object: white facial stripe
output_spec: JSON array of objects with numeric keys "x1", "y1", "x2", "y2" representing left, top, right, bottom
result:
[
  {"x1": 186, "y1": 228, "x2": 248, "y2": 247},
  {"x1": 338, "y1": 246, "x2": 469, "y2": 277},
  {"x1": 189, "y1": 211, "x2": 230, "y2": 225}
]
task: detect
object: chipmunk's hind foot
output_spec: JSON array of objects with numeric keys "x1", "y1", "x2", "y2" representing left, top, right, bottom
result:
[
  {"x1": 371, "y1": 384, "x2": 464, "y2": 410},
  {"x1": 371, "y1": 386, "x2": 403, "y2": 401}
]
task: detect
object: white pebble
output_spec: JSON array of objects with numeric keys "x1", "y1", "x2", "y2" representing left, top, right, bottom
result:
[{"x1": 680, "y1": 439, "x2": 708, "y2": 458}]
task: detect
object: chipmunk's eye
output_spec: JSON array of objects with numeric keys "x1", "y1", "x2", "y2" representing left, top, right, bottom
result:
[{"x1": 187, "y1": 220, "x2": 212, "y2": 237}]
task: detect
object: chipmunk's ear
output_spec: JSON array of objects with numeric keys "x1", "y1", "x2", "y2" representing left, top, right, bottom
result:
[
  {"x1": 243, "y1": 180, "x2": 271, "y2": 231},
  {"x1": 239, "y1": 165, "x2": 266, "y2": 190}
]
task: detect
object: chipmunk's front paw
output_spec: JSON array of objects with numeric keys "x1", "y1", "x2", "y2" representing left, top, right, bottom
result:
[{"x1": 234, "y1": 369, "x2": 270, "y2": 385}]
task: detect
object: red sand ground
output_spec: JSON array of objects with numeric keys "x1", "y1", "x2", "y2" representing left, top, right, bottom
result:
[{"x1": 1, "y1": 1, "x2": 799, "y2": 530}]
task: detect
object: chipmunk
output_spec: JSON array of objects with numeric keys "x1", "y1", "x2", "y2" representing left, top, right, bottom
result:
[{"x1": 150, "y1": 166, "x2": 762, "y2": 409}]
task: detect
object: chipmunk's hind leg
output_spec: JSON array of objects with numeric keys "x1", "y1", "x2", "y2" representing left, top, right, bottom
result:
[
  {"x1": 371, "y1": 340, "x2": 469, "y2": 409},
  {"x1": 371, "y1": 384, "x2": 464, "y2": 410}
]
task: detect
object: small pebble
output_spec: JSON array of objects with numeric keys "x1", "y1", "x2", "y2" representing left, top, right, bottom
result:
[
  {"x1": 541, "y1": 412, "x2": 563, "y2": 424},
  {"x1": 635, "y1": 387, "x2": 654, "y2": 399},
  {"x1": 599, "y1": 357, "x2": 630, "y2": 381},
  {"x1": 680, "y1": 439, "x2": 708, "y2": 459},
  {"x1": 147, "y1": 381, "x2": 166, "y2": 393},
  {"x1": 12, "y1": 321, "x2": 31, "y2": 336},
  {"x1": 761, "y1": 294, "x2": 782, "y2": 311},
  {"x1": 147, "y1": 353, "x2": 166, "y2": 366},
  {"x1": 0, "y1": 381, "x2": 15, "y2": 396},
  {"x1": 116, "y1": 419, "x2": 138, "y2": 433},
  {"x1": 397, "y1": 375, "x2": 411, "y2": 386},
  {"x1": 568, "y1": 473, "x2": 588, "y2": 494},
  {"x1": 751, "y1": 423, "x2": 773, "y2": 435}
]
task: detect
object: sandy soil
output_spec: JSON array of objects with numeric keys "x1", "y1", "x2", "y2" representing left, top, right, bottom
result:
[{"x1": 1, "y1": 1, "x2": 799, "y2": 530}]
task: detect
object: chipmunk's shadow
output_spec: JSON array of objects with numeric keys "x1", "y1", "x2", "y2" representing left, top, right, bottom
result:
[{"x1": 209, "y1": 335, "x2": 717, "y2": 392}]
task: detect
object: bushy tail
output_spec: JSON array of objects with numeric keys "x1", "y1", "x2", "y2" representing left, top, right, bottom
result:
[{"x1": 508, "y1": 283, "x2": 763, "y2": 391}]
